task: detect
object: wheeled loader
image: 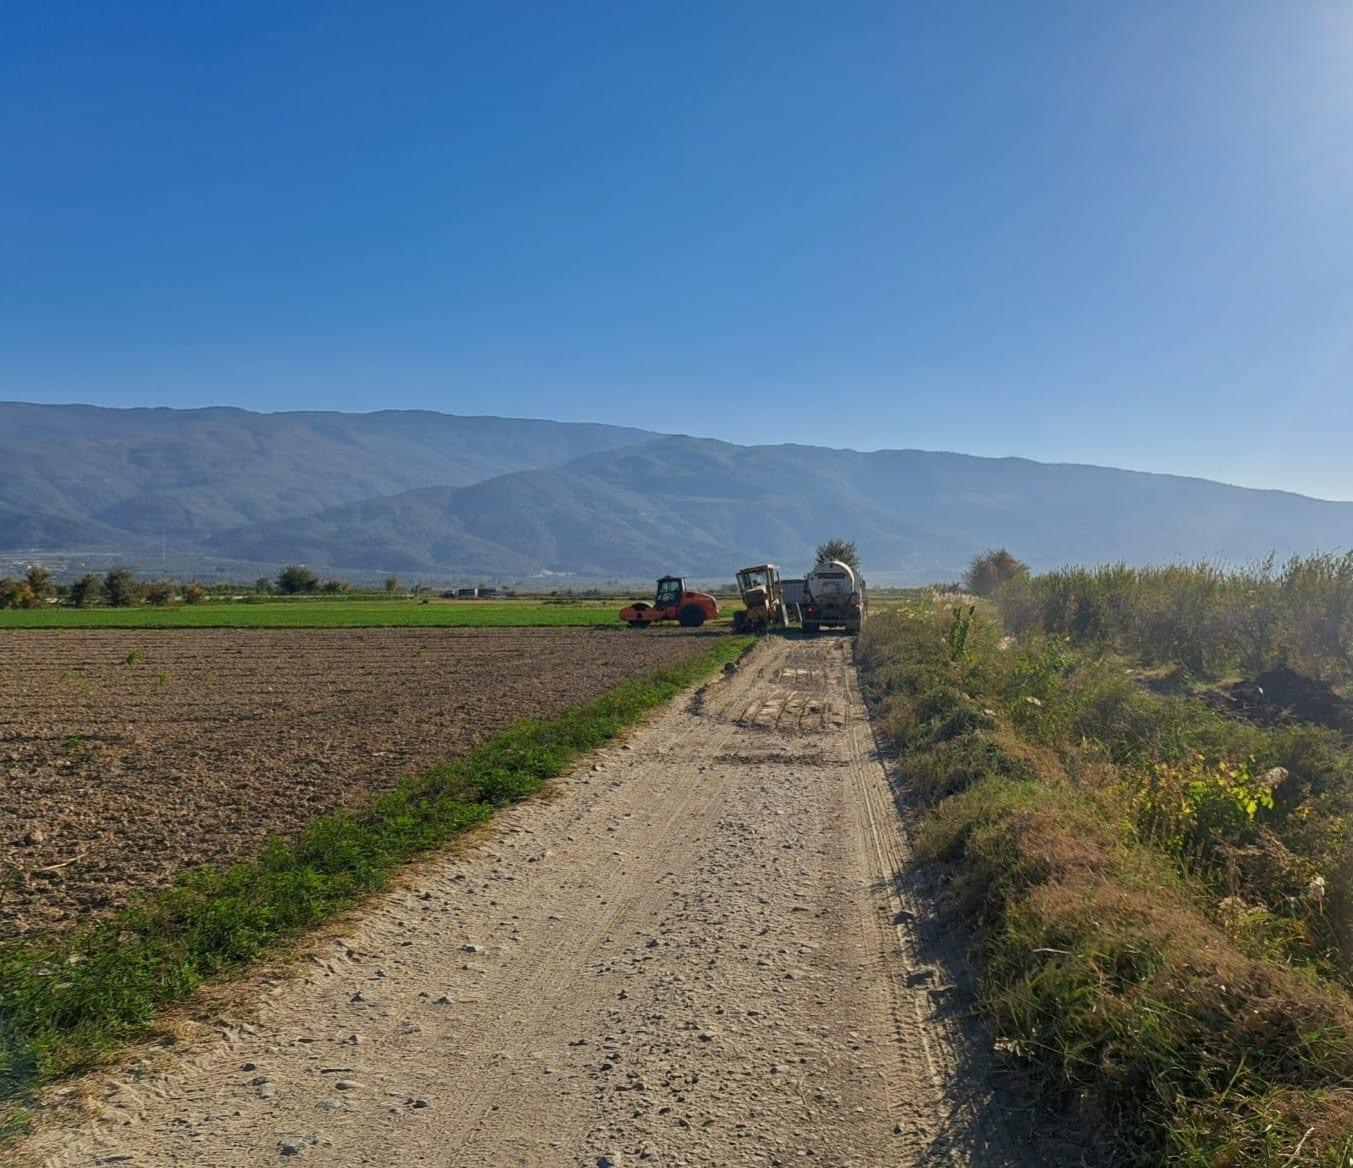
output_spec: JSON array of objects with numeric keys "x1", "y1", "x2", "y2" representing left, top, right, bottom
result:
[{"x1": 732, "y1": 563, "x2": 790, "y2": 633}]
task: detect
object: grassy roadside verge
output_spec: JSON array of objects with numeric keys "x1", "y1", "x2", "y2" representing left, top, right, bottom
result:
[
  {"x1": 0, "y1": 634, "x2": 754, "y2": 1132},
  {"x1": 859, "y1": 600, "x2": 1353, "y2": 1166}
]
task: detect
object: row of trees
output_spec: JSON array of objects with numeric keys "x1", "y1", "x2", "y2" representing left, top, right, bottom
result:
[
  {"x1": 0, "y1": 566, "x2": 214, "y2": 610},
  {"x1": 0, "y1": 563, "x2": 406, "y2": 609},
  {"x1": 270, "y1": 565, "x2": 404, "y2": 594},
  {"x1": 0, "y1": 565, "x2": 55, "y2": 609}
]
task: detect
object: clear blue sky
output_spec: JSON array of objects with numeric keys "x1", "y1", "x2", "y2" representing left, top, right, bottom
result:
[{"x1": 4, "y1": 2, "x2": 1352, "y2": 498}]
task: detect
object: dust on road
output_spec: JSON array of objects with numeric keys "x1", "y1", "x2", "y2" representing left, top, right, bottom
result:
[{"x1": 25, "y1": 636, "x2": 1055, "y2": 1167}]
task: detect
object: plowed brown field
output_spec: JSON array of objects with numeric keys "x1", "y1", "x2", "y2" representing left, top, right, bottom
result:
[{"x1": 0, "y1": 627, "x2": 713, "y2": 937}]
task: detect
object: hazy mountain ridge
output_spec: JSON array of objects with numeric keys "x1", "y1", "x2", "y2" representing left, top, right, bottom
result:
[
  {"x1": 0, "y1": 402, "x2": 657, "y2": 551},
  {"x1": 207, "y1": 434, "x2": 1353, "y2": 583},
  {"x1": 5, "y1": 404, "x2": 1351, "y2": 583}
]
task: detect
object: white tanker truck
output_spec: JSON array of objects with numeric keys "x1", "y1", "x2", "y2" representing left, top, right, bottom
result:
[{"x1": 801, "y1": 559, "x2": 866, "y2": 635}]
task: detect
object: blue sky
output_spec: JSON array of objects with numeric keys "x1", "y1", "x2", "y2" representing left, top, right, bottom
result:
[{"x1": 4, "y1": 2, "x2": 1352, "y2": 498}]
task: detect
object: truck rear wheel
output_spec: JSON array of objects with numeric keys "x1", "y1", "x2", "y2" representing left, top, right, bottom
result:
[
  {"x1": 678, "y1": 603, "x2": 706, "y2": 628},
  {"x1": 803, "y1": 621, "x2": 819, "y2": 635}
]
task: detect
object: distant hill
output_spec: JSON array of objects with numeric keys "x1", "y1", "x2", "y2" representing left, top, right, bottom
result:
[
  {"x1": 207, "y1": 435, "x2": 1353, "y2": 583},
  {"x1": 0, "y1": 402, "x2": 656, "y2": 551}
]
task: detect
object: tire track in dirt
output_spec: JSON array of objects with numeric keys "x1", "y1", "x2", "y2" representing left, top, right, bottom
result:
[{"x1": 22, "y1": 637, "x2": 1058, "y2": 1168}]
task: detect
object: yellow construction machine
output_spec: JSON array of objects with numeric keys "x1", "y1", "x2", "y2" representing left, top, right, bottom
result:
[{"x1": 732, "y1": 563, "x2": 790, "y2": 633}]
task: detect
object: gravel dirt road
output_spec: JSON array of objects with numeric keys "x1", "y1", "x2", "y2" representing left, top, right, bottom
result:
[{"x1": 25, "y1": 636, "x2": 1056, "y2": 1167}]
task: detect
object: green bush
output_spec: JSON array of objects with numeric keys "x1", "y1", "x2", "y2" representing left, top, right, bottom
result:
[
  {"x1": 275, "y1": 564, "x2": 318, "y2": 594},
  {"x1": 0, "y1": 578, "x2": 34, "y2": 609},
  {"x1": 143, "y1": 580, "x2": 176, "y2": 606},
  {"x1": 962, "y1": 548, "x2": 1029, "y2": 598},
  {"x1": 66, "y1": 574, "x2": 100, "y2": 608},
  {"x1": 102, "y1": 567, "x2": 143, "y2": 608}
]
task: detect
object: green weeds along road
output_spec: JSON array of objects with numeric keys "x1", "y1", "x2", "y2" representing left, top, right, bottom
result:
[
  {"x1": 860, "y1": 600, "x2": 1353, "y2": 1167},
  {"x1": 0, "y1": 635, "x2": 753, "y2": 1134}
]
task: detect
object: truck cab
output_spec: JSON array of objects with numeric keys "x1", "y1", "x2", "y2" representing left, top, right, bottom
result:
[{"x1": 802, "y1": 559, "x2": 866, "y2": 635}]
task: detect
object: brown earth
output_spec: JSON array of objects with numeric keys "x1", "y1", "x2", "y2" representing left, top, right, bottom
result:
[
  {"x1": 1214, "y1": 664, "x2": 1353, "y2": 735},
  {"x1": 0, "y1": 627, "x2": 714, "y2": 937},
  {"x1": 23, "y1": 637, "x2": 1086, "y2": 1168}
]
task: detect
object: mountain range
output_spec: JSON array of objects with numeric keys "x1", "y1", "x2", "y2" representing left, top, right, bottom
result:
[{"x1": 3, "y1": 402, "x2": 1351, "y2": 584}]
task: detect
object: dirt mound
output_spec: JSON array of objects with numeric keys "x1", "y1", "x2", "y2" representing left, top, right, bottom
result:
[{"x1": 1216, "y1": 665, "x2": 1353, "y2": 734}]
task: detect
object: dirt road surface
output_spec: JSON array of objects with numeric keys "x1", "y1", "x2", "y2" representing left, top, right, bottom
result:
[{"x1": 26, "y1": 637, "x2": 1052, "y2": 1168}]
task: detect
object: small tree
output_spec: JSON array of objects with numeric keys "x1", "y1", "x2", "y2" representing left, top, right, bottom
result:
[
  {"x1": 255, "y1": 576, "x2": 275, "y2": 595},
  {"x1": 384, "y1": 574, "x2": 400, "y2": 594},
  {"x1": 276, "y1": 565, "x2": 319, "y2": 594},
  {"x1": 963, "y1": 548, "x2": 1029, "y2": 598},
  {"x1": 144, "y1": 580, "x2": 176, "y2": 606},
  {"x1": 815, "y1": 537, "x2": 860, "y2": 573},
  {"x1": 0, "y1": 578, "x2": 29, "y2": 609},
  {"x1": 182, "y1": 582, "x2": 208, "y2": 605},
  {"x1": 24, "y1": 565, "x2": 54, "y2": 602},
  {"x1": 320, "y1": 578, "x2": 350, "y2": 594},
  {"x1": 103, "y1": 567, "x2": 143, "y2": 608},
  {"x1": 68, "y1": 573, "x2": 100, "y2": 608}
]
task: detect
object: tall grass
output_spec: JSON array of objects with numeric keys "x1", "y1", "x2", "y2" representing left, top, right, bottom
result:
[
  {"x1": 997, "y1": 552, "x2": 1353, "y2": 681},
  {"x1": 860, "y1": 599, "x2": 1353, "y2": 1165}
]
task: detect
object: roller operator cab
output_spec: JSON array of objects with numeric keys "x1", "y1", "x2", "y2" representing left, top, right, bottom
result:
[
  {"x1": 619, "y1": 575, "x2": 720, "y2": 628},
  {"x1": 801, "y1": 559, "x2": 867, "y2": 635}
]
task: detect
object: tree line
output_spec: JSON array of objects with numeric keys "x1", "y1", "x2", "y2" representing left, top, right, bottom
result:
[{"x1": 0, "y1": 564, "x2": 403, "y2": 609}]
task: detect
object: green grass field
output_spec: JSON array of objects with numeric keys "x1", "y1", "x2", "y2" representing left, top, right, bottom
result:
[{"x1": 0, "y1": 598, "x2": 649, "y2": 629}]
